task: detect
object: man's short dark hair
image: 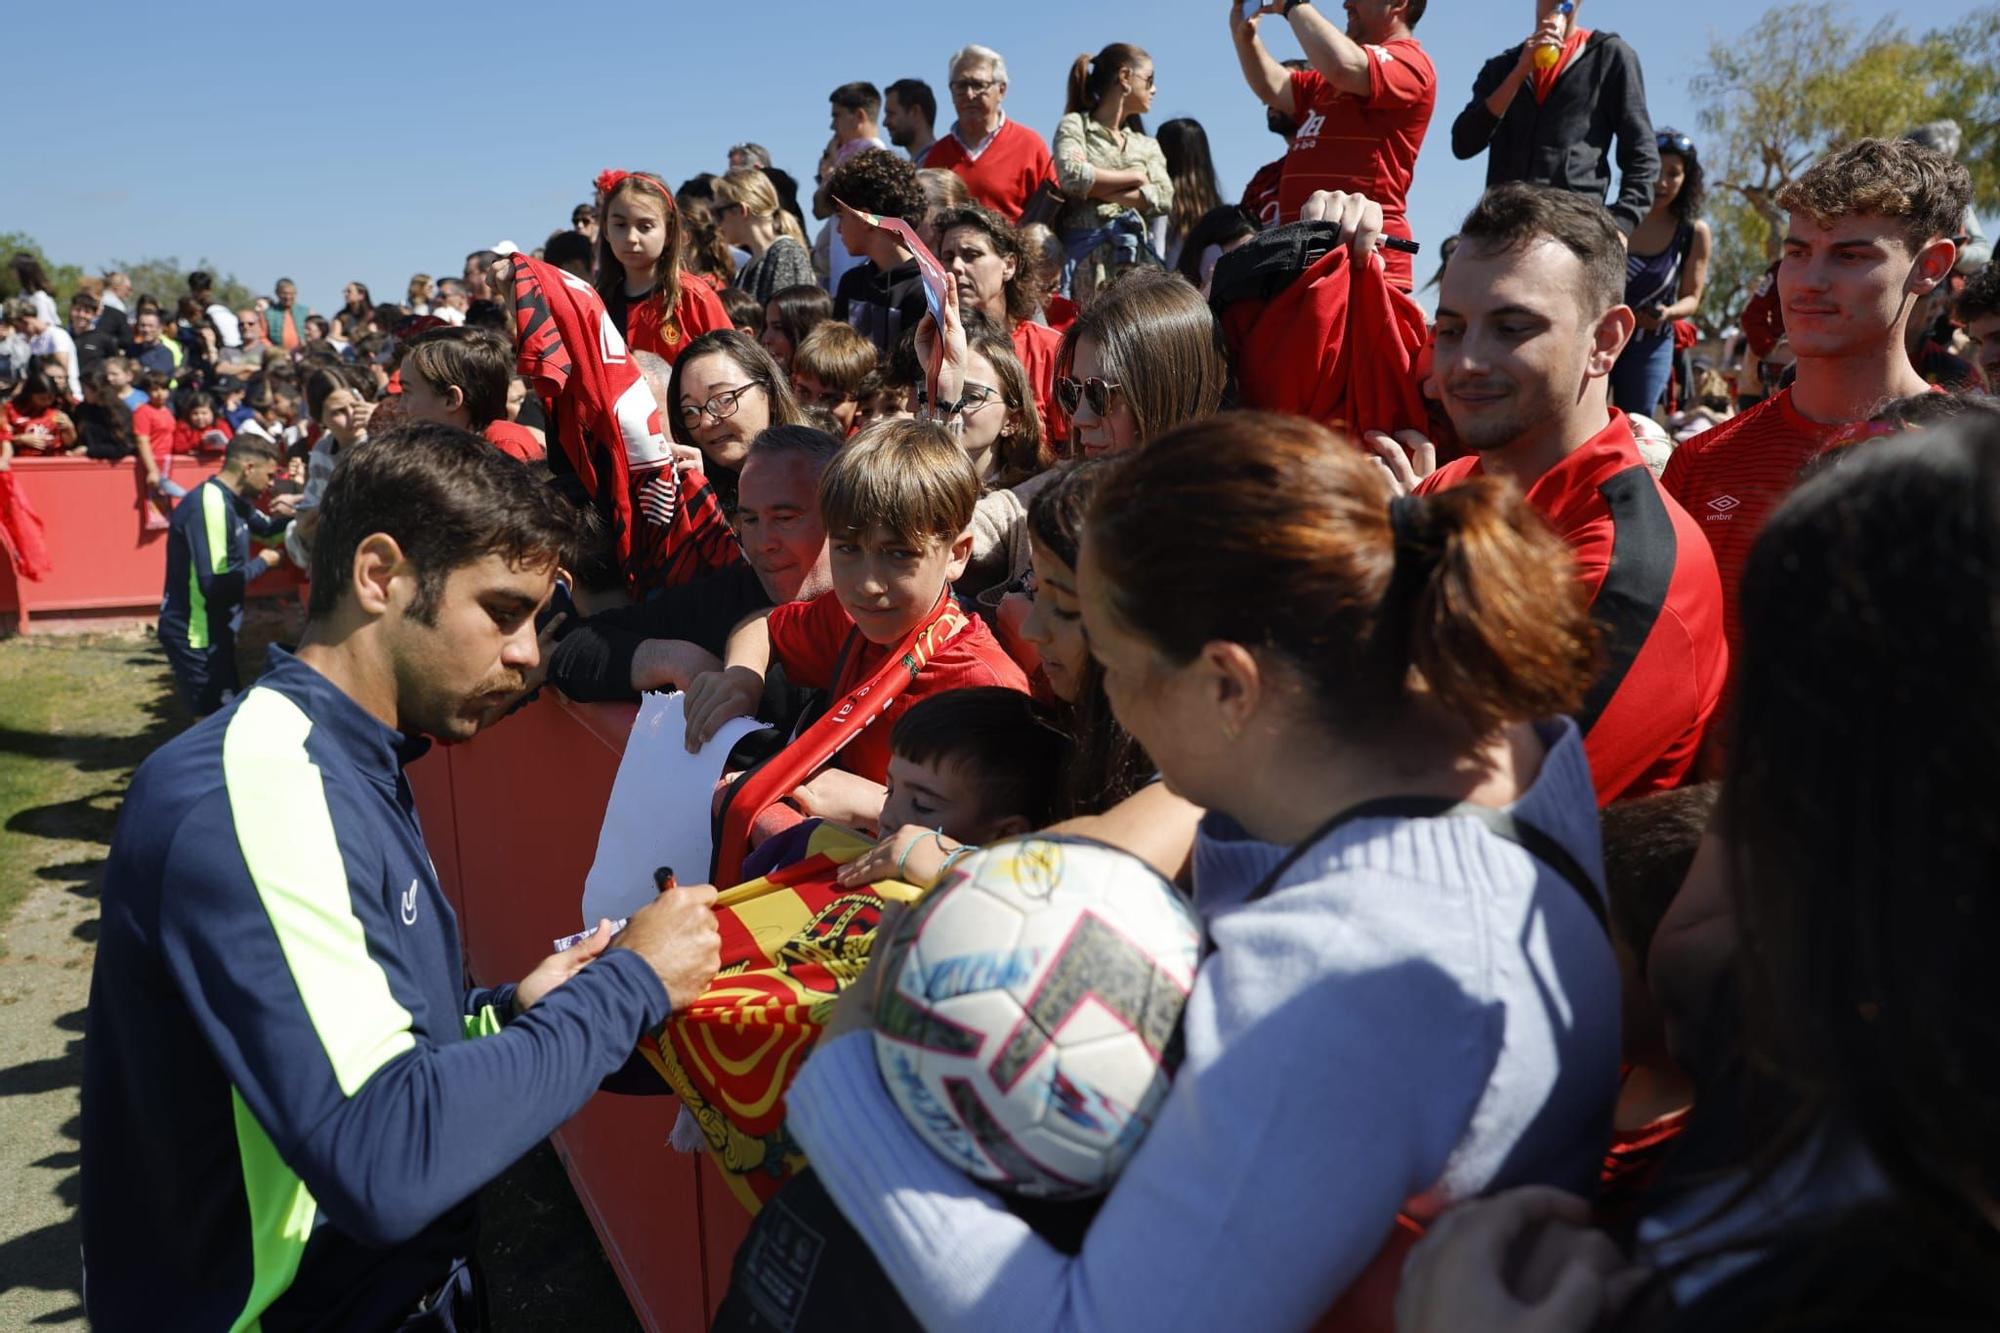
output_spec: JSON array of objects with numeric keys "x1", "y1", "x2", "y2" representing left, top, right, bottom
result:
[
  {"x1": 225, "y1": 433, "x2": 282, "y2": 467},
  {"x1": 1958, "y1": 262, "x2": 2000, "y2": 326},
  {"x1": 1778, "y1": 136, "x2": 1973, "y2": 256},
  {"x1": 307, "y1": 422, "x2": 585, "y2": 624},
  {"x1": 826, "y1": 149, "x2": 925, "y2": 224},
  {"x1": 188, "y1": 271, "x2": 213, "y2": 294},
  {"x1": 542, "y1": 229, "x2": 595, "y2": 280},
  {"x1": 1404, "y1": 0, "x2": 1427, "y2": 25},
  {"x1": 402, "y1": 326, "x2": 514, "y2": 427},
  {"x1": 1456, "y1": 183, "x2": 1627, "y2": 319},
  {"x1": 1600, "y1": 784, "x2": 1718, "y2": 968},
  {"x1": 890, "y1": 687, "x2": 1065, "y2": 828},
  {"x1": 830, "y1": 81, "x2": 882, "y2": 115},
  {"x1": 885, "y1": 78, "x2": 937, "y2": 127},
  {"x1": 748, "y1": 424, "x2": 842, "y2": 471}
]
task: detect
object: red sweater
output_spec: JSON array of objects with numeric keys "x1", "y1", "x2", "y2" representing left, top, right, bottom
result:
[
  {"x1": 1421, "y1": 412, "x2": 1728, "y2": 803},
  {"x1": 921, "y1": 119, "x2": 1055, "y2": 222},
  {"x1": 766, "y1": 590, "x2": 1030, "y2": 784}
]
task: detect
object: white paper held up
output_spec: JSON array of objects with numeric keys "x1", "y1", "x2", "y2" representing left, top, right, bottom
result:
[{"x1": 580, "y1": 692, "x2": 761, "y2": 925}]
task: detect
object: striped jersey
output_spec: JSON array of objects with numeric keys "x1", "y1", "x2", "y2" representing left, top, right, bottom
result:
[
  {"x1": 82, "y1": 649, "x2": 668, "y2": 1330},
  {"x1": 1660, "y1": 389, "x2": 1853, "y2": 665}
]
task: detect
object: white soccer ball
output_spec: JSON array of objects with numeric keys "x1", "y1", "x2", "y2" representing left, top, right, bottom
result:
[{"x1": 871, "y1": 835, "x2": 1202, "y2": 1199}]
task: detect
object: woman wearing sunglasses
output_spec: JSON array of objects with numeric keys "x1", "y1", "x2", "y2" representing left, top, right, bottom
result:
[
  {"x1": 1055, "y1": 267, "x2": 1230, "y2": 457},
  {"x1": 1609, "y1": 128, "x2": 1712, "y2": 419},
  {"x1": 665, "y1": 330, "x2": 807, "y2": 512}
]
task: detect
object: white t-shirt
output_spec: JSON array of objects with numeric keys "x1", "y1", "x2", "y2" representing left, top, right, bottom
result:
[
  {"x1": 433, "y1": 305, "x2": 466, "y2": 327},
  {"x1": 207, "y1": 303, "x2": 243, "y2": 348},
  {"x1": 30, "y1": 325, "x2": 79, "y2": 388}
]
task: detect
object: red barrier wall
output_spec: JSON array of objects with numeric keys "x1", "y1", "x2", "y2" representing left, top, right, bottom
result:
[
  {"x1": 412, "y1": 694, "x2": 754, "y2": 1332},
  {"x1": 0, "y1": 455, "x2": 302, "y2": 629}
]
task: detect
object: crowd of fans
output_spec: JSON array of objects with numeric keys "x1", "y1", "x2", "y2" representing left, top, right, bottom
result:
[{"x1": 51, "y1": 1, "x2": 2000, "y2": 1329}]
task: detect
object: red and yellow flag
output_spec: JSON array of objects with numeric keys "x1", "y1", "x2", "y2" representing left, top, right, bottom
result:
[{"x1": 640, "y1": 822, "x2": 921, "y2": 1210}]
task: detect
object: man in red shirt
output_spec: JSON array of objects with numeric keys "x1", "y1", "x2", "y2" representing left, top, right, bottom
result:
[
  {"x1": 1662, "y1": 138, "x2": 1969, "y2": 673},
  {"x1": 1361, "y1": 183, "x2": 1725, "y2": 803},
  {"x1": 1231, "y1": 0, "x2": 1434, "y2": 290},
  {"x1": 918, "y1": 44, "x2": 1056, "y2": 222}
]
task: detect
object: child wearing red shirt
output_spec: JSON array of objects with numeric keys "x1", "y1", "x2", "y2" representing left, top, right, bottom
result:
[{"x1": 684, "y1": 421, "x2": 1029, "y2": 829}]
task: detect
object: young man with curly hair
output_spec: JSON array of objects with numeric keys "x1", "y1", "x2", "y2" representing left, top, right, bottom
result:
[{"x1": 826, "y1": 147, "x2": 932, "y2": 356}]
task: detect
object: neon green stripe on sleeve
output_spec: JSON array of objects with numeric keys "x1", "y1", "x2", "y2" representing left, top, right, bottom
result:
[
  {"x1": 188, "y1": 482, "x2": 231, "y2": 650},
  {"x1": 223, "y1": 687, "x2": 417, "y2": 1097},
  {"x1": 228, "y1": 1088, "x2": 317, "y2": 1333}
]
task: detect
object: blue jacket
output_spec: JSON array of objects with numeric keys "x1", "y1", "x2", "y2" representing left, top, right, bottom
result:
[
  {"x1": 159, "y1": 476, "x2": 286, "y2": 650},
  {"x1": 81, "y1": 649, "x2": 668, "y2": 1330}
]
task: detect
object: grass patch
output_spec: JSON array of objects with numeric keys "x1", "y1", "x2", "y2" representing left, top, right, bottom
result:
[{"x1": 0, "y1": 632, "x2": 187, "y2": 945}]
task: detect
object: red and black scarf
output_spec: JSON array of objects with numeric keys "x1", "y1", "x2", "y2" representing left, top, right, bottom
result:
[{"x1": 510, "y1": 255, "x2": 739, "y2": 591}]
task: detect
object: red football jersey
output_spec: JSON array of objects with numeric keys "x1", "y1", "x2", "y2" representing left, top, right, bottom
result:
[
  {"x1": 1277, "y1": 41, "x2": 1435, "y2": 290},
  {"x1": 1010, "y1": 319, "x2": 1067, "y2": 443},
  {"x1": 767, "y1": 590, "x2": 1030, "y2": 784},
  {"x1": 482, "y1": 419, "x2": 545, "y2": 463},
  {"x1": 625, "y1": 275, "x2": 730, "y2": 366},
  {"x1": 1423, "y1": 412, "x2": 1728, "y2": 804},
  {"x1": 1660, "y1": 389, "x2": 1852, "y2": 668}
]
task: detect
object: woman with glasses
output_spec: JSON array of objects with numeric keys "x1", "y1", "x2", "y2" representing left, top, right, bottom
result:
[
  {"x1": 1054, "y1": 43, "x2": 1174, "y2": 304},
  {"x1": 1610, "y1": 128, "x2": 1712, "y2": 419},
  {"x1": 664, "y1": 330, "x2": 806, "y2": 511},
  {"x1": 713, "y1": 168, "x2": 816, "y2": 306},
  {"x1": 1056, "y1": 268, "x2": 1229, "y2": 457},
  {"x1": 955, "y1": 316, "x2": 1057, "y2": 600},
  {"x1": 933, "y1": 204, "x2": 1067, "y2": 445}
]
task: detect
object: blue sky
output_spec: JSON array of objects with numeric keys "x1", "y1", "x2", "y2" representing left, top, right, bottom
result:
[{"x1": 10, "y1": 0, "x2": 1990, "y2": 315}]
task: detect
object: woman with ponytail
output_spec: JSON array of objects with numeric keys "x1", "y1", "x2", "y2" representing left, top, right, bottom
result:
[
  {"x1": 1052, "y1": 43, "x2": 1173, "y2": 301},
  {"x1": 782, "y1": 412, "x2": 1624, "y2": 1331},
  {"x1": 592, "y1": 168, "x2": 730, "y2": 365}
]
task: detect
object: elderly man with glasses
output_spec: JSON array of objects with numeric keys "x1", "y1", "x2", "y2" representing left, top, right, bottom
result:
[{"x1": 917, "y1": 44, "x2": 1056, "y2": 223}]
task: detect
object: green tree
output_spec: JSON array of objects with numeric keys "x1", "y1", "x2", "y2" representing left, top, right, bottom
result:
[
  {"x1": 0, "y1": 232, "x2": 252, "y2": 315},
  {"x1": 0, "y1": 233, "x2": 85, "y2": 308},
  {"x1": 1689, "y1": 2, "x2": 2000, "y2": 332}
]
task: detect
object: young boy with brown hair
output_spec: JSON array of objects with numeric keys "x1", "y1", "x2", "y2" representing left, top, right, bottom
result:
[
  {"x1": 396, "y1": 325, "x2": 545, "y2": 462},
  {"x1": 790, "y1": 322, "x2": 877, "y2": 436},
  {"x1": 683, "y1": 419, "x2": 1029, "y2": 829}
]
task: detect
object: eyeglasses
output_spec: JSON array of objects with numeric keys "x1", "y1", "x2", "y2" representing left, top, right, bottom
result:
[
  {"x1": 678, "y1": 382, "x2": 759, "y2": 427},
  {"x1": 1054, "y1": 376, "x2": 1123, "y2": 417},
  {"x1": 1657, "y1": 130, "x2": 1695, "y2": 156},
  {"x1": 715, "y1": 201, "x2": 745, "y2": 218},
  {"x1": 959, "y1": 383, "x2": 1001, "y2": 413},
  {"x1": 949, "y1": 77, "x2": 999, "y2": 96}
]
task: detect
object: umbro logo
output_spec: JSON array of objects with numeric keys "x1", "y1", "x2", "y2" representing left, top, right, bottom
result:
[
  {"x1": 401, "y1": 878, "x2": 420, "y2": 926},
  {"x1": 1706, "y1": 495, "x2": 1741, "y2": 517}
]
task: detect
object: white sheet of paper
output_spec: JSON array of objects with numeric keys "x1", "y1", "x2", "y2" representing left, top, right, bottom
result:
[{"x1": 580, "y1": 692, "x2": 761, "y2": 926}]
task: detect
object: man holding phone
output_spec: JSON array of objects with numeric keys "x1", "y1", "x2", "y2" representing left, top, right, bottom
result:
[{"x1": 1229, "y1": 0, "x2": 1435, "y2": 290}]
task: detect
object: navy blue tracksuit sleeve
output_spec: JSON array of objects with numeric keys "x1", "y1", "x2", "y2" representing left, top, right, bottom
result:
[{"x1": 155, "y1": 767, "x2": 668, "y2": 1248}]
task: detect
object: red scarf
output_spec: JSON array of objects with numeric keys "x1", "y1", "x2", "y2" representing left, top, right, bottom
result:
[
  {"x1": 714, "y1": 595, "x2": 970, "y2": 884},
  {"x1": 510, "y1": 255, "x2": 739, "y2": 592},
  {"x1": 0, "y1": 472, "x2": 52, "y2": 582},
  {"x1": 1531, "y1": 28, "x2": 1591, "y2": 103}
]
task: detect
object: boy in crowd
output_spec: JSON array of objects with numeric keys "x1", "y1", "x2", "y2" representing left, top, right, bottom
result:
[
  {"x1": 1661, "y1": 138, "x2": 1969, "y2": 677},
  {"x1": 853, "y1": 370, "x2": 913, "y2": 430},
  {"x1": 397, "y1": 325, "x2": 545, "y2": 463},
  {"x1": 827, "y1": 149, "x2": 933, "y2": 357},
  {"x1": 157, "y1": 434, "x2": 296, "y2": 716},
  {"x1": 791, "y1": 323, "x2": 877, "y2": 435},
  {"x1": 102, "y1": 355, "x2": 145, "y2": 411},
  {"x1": 748, "y1": 685, "x2": 1065, "y2": 880},
  {"x1": 682, "y1": 421, "x2": 1029, "y2": 831},
  {"x1": 132, "y1": 372, "x2": 182, "y2": 501}
]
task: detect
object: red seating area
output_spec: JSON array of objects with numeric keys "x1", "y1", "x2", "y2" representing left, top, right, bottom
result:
[
  {"x1": 0, "y1": 455, "x2": 303, "y2": 630},
  {"x1": 411, "y1": 694, "x2": 754, "y2": 1332}
]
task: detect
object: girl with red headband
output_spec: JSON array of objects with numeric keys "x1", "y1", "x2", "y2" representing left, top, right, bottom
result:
[{"x1": 592, "y1": 169, "x2": 730, "y2": 366}]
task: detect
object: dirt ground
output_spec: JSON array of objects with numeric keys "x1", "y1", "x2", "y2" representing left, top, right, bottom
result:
[{"x1": 0, "y1": 617, "x2": 637, "y2": 1331}]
